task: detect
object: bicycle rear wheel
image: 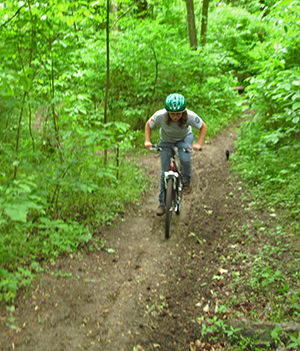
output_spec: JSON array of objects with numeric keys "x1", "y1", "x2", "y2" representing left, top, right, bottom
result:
[{"x1": 165, "y1": 179, "x2": 173, "y2": 239}]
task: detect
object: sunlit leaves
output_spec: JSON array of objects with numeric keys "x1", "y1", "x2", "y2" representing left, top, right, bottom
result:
[
  {"x1": 231, "y1": 0, "x2": 300, "y2": 219},
  {"x1": 292, "y1": 102, "x2": 300, "y2": 111}
]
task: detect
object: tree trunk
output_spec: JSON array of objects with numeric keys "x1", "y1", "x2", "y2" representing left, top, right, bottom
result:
[
  {"x1": 104, "y1": 0, "x2": 110, "y2": 165},
  {"x1": 104, "y1": 0, "x2": 109, "y2": 126},
  {"x1": 201, "y1": 0, "x2": 209, "y2": 45},
  {"x1": 111, "y1": 0, "x2": 118, "y2": 33},
  {"x1": 186, "y1": 0, "x2": 197, "y2": 49},
  {"x1": 14, "y1": 91, "x2": 27, "y2": 180}
]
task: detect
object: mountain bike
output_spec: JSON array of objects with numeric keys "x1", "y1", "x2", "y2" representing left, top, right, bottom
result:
[{"x1": 150, "y1": 145, "x2": 192, "y2": 239}]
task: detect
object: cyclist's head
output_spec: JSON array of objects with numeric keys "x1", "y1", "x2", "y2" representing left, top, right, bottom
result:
[{"x1": 165, "y1": 93, "x2": 186, "y2": 113}]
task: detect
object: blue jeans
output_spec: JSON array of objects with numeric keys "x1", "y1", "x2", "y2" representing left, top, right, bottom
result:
[{"x1": 158, "y1": 133, "x2": 194, "y2": 206}]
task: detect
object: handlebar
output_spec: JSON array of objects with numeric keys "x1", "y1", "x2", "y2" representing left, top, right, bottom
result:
[{"x1": 149, "y1": 145, "x2": 202, "y2": 152}]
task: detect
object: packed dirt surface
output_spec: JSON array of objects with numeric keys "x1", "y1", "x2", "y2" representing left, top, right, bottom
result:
[{"x1": 0, "y1": 121, "x2": 284, "y2": 351}]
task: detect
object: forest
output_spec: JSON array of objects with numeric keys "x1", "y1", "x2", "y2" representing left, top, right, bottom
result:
[{"x1": 0, "y1": 0, "x2": 300, "y2": 349}]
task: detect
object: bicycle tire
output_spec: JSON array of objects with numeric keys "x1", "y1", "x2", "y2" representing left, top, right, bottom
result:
[
  {"x1": 175, "y1": 178, "x2": 182, "y2": 215},
  {"x1": 165, "y1": 179, "x2": 173, "y2": 239}
]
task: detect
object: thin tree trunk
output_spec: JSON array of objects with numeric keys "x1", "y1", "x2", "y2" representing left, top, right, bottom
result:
[
  {"x1": 51, "y1": 52, "x2": 58, "y2": 135},
  {"x1": 111, "y1": 0, "x2": 118, "y2": 33},
  {"x1": 104, "y1": 0, "x2": 110, "y2": 165},
  {"x1": 116, "y1": 147, "x2": 119, "y2": 179},
  {"x1": 28, "y1": 103, "x2": 35, "y2": 151},
  {"x1": 110, "y1": 0, "x2": 142, "y2": 31},
  {"x1": 50, "y1": 46, "x2": 65, "y2": 162},
  {"x1": 14, "y1": 92, "x2": 27, "y2": 180},
  {"x1": 186, "y1": 0, "x2": 198, "y2": 49},
  {"x1": 201, "y1": 0, "x2": 209, "y2": 46}
]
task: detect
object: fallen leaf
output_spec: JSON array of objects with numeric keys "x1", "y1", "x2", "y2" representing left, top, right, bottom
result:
[
  {"x1": 203, "y1": 304, "x2": 209, "y2": 313},
  {"x1": 195, "y1": 339, "x2": 202, "y2": 351},
  {"x1": 218, "y1": 268, "x2": 228, "y2": 275}
]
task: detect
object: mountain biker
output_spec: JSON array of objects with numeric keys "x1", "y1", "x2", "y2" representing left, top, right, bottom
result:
[{"x1": 144, "y1": 93, "x2": 207, "y2": 216}]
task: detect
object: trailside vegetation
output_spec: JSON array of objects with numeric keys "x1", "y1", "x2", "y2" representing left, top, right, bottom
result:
[
  {"x1": 232, "y1": 0, "x2": 300, "y2": 223},
  {"x1": 0, "y1": 3, "x2": 299, "y2": 345}
]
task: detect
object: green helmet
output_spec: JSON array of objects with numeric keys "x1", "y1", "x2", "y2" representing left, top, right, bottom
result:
[{"x1": 165, "y1": 93, "x2": 186, "y2": 112}]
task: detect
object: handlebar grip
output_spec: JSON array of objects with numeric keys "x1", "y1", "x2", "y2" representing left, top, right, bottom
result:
[{"x1": 149, "y1": 145, "x2": 162, "y2": 151}]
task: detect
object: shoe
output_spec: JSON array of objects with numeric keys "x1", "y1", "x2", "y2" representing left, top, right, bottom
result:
[
  {"x1": 183, "y1": 183, "x2": 192, "y2": 194},
  {"x1": 156, "y1": 205, "x2": 165, "y2": 216}
]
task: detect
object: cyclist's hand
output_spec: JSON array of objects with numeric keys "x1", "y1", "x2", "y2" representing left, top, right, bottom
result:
[
  {"x1": 192, "y1": 144, "x2": 202, "y2": 151},
  {"x1": 144, "y1": 141, "x2": 153, "y2": 149}
]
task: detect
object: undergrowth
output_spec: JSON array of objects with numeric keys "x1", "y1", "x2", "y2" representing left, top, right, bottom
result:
[{"x1": 0, "y1": 153, "x2": 148, "y2": 304}]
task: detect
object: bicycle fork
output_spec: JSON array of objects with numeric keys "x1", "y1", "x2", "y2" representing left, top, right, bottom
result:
[{"x1": 164, "y1": 171, "x2": 181, "y2": 212}]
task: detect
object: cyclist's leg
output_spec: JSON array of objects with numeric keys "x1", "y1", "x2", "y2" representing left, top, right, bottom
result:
[
  {"x1": 177, "y1": 133, "x2": 194, "y2": 185},
  {"x1": 158, "y1": 140, "x2": 173, "y2": 206}
]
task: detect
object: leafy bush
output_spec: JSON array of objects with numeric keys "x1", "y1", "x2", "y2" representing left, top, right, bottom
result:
[
  {"x1": 207, "y1": 5, "x2": 268, "y2": 81},
  {"x1": 232, "y1": 0, "x2": 300, "y2": 220}
]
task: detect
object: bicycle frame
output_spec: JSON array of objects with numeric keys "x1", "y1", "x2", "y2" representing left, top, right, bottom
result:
[
  {"x1": 150, "y1": 145, "x2": 191, "y2": 238},
  {"x1": 163, "y1": 147, "x2": 182, "y2": 213}
]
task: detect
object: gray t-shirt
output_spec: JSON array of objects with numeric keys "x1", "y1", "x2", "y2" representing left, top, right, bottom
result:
[{"x1": 148, "y1": 108, "x2": 203, "y2": 143}]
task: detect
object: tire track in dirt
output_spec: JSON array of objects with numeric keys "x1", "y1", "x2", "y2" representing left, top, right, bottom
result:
[{"x1": 129, "y1": 127, "x2": 245, "y2": 350}]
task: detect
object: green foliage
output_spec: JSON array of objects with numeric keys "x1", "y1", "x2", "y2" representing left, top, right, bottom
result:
[
  {"x1": 227, "y1": 0, "x2": 278, "y2": 14},
  {"x1": 107, "y1": 18, "x2": 243, "y2": 131},
  {"x1": 206, "y1": 5, "x2": 268, "y2": 81},
  {"x1": 287, "y1": 334, "x2": 300, "y2": 349},
  {"x1": 232, "y1": 0, "x2": 300, "y2": 221},
  {"x1": 0, "y1": 0, "x2": 299, "y2": 301}
]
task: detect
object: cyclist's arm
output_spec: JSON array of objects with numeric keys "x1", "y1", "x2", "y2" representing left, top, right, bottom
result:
[
  {"x1": 144, "y1": 120, "x2": 153, "y2": 149},
  {"x1": 192, "y1": 121, "x2": 207, "y2": 151}
]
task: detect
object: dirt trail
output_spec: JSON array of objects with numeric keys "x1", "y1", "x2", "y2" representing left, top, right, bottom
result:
[{"x1": 0, "y1": 123, "x2": 265, "y2": 351}]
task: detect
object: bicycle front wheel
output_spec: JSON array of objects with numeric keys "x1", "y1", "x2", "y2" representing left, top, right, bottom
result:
[
  {"x1": 175, "y1": 178, "x2": 182, "y2": 215},
  {"x1": 165, "y1": 179, "x2": 173, "y2": 239}
]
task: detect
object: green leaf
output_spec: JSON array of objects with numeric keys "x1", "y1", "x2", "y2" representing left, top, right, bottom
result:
[
  {"x1": 7, "y1": 85, "x2": 14, "y2": 96},
  {"x1": 4, "y1": 205, "x2": 28, "y2": 222},
  {"x1": 91, "y1": 0, "x2": 100, "y2": 7},
  {"x1": 19, "y1": 76, "x2": 32, "y2": 92},
  {"x1": 79, "y1": 183, "x2": 88, "y2": 193},
  {"x1": 18, "y1": 184, "x2": 31, "y2": 192},
  {"x1": 292, "y1": 117, "x2": 300, "y2": 123},
  {"x1": 114, "y1": 122, "x2": 130, "y2": 132},
  {"x1": 57, "y1": 3, "x2": 68, "y2": 11},
  {"x1": 292, "y1": 102, "x2": 300, "y2": 110},
  {"x1": 96, "y1": 170, "x2": 117, "y2": 180},
  {"x1": 67, "y1": 16, "x2": 75, "y2": 26},
  {"x1": 292, "y1": 93, "x2": 300, "y2": 101},
  {"x1": 59, "y1": 40, "x2": 67, "y2": 48},
  {"x1": 77, "y1": 94, "x2": 90, "y2": 101}
]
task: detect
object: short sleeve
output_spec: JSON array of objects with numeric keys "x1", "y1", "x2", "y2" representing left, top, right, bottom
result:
[
  {"x1": 148, "y1": 115, "x2": 157, "y2": 129},
  {"x1": 148, "y1": 109, "x2": 165, "y2": 129},
  {"x1": 187, "y1": 110, "x2": 203, "y2": 129}
]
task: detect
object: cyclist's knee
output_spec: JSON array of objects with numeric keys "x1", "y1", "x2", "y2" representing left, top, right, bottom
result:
[{"x1": 180, "y1": 154, "x2": 191, "y2": 165}]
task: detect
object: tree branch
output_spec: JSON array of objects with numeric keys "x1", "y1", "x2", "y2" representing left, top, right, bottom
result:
[
  {"x1": 1, "y1": 5, "x2": 25, "y2": 28},
  {"x1": 110, "y1": 0, "x2": 142, "y2": 32}
]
